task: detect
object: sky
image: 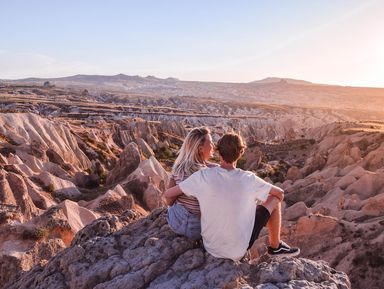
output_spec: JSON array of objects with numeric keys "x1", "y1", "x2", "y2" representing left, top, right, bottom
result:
[{"x1": 1, "y1": 0, "x2": 383, "y2": 87}]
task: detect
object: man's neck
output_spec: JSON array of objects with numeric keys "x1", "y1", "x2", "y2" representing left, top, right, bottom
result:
[{"x1": 220, "y1": 160, "x2": 236, "y2": 170}]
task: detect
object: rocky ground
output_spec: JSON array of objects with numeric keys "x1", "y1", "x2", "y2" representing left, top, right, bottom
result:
[
  {"x1": 4, "y1": 209, "x2": 351, "y2": 289},
  {"x1": 0, "y1": 83, "x2": 383, "y2": 288}
]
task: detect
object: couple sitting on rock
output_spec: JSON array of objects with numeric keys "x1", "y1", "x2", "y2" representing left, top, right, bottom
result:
[{"x1": 165, "y1": 127, "x2": 300, "y2": 261}]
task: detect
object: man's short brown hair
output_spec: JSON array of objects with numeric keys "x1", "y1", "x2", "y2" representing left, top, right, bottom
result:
[{"x1": 217, "y1": 133, "x2": 246, "y2": 163}]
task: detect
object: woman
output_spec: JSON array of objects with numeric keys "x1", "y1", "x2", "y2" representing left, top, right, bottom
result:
[{"x1": 166, "y1": 126, "x2": 215, "y2": 240}]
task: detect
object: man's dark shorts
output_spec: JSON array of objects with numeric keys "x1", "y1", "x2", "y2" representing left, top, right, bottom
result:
[{"x1": 248, "y1": 205, "x2": 271, "y2": 249}]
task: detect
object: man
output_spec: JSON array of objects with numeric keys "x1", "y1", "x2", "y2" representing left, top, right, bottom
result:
[{"x1": 165, "y1": 133, "x2": 300, "y2": 261}]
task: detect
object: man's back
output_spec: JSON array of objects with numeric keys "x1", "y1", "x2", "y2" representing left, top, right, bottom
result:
[{"x1": 179, "y1": 166, "x2": 272, "y2": 261}]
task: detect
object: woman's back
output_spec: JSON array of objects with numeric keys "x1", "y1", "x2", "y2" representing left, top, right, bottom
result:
[{"x1": 173, "y1": 172, "x2": 200, "y2": 215}]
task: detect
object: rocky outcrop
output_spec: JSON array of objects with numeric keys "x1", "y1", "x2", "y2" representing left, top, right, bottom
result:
[
  {"x1": 0, "y1": 169, "x2": 42, "y2": 223},
  {"x1": 4, "y1": 209, "x2": 351, "y2": 289},
  {"x1": 121, "y1": 156, "x2": 168, "y2": 211},
  {"x1": 0, "y1": 113, "x2": 91, "y2": 171},
  {"x1": 106, "y1": 142, "x2": 141, "y2": 185}
]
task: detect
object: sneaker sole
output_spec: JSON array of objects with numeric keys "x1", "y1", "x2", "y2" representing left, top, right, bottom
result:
[{"x1": 267, "y1": 249, "x2": 301, "y2": 258}]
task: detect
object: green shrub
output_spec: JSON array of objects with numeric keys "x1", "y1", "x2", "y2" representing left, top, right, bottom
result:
[
  {"x1": 46, "y1": 183, "x2": 55, "y2": 193},
  {"x1": 99, "y1": 171, "x2": 107, "y2": 184}
]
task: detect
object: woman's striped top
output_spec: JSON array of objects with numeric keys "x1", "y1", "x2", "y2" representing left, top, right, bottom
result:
[
  {"x1": 173, "y1": 172, "x2": 201, "y2": 215},
  {"x1": 173, "y1": 162, "x2": 218, "y2": 215}
]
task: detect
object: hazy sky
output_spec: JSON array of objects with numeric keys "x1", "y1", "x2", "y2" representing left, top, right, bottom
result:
[{"x1": 1, "y1": 0, "x2": 383, "y2": 87}]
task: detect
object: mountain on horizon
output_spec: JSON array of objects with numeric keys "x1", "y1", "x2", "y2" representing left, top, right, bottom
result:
[
  {"x1": 4, "y1": 74, "x2": 316, "y2": 86},
  {"x1": 6, "y1": 73, "x2": 180, "y2": 83},
  {"x1": 249, "y1": 77, "x2": 313, "y2": 85}
]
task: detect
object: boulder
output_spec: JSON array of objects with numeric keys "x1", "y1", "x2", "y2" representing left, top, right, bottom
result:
[
  {"x1": 122, "y1": 156, "x2": 168, "y2": 211},
  {"x1": 136, "y1": 138, "x2": 155, "y2": 158},
  {"x1": 342, "y1": 165, "x2": 366, "y2": 178},
  {"x1": 335, "y1": 175, "x2": 356, "y2": 190},
  {"x1": 360, "y1": 142, "x2": 384, "y2": 171},
  {"x1": 284, "y1": 201, "x2": 308, "y2": 221},
  {"x1": 345, "y1": 172, "x2": 384, "y2": 200},
  {"x1": 286, "y1": 166, "x2": 303, "y2": 182},
  {"x1": 143, "y1": 184, "x2": 165, "y2": 211},
  {"x1": 58, "y1": 200, "x2": 99, "y2": 234},
  {"x1": 295, "y1": 214, "x2": 340, "y2": 237},
  {"x1": 106, "y1": 142, "x2": 141, "y2": 185},
  {"x1": 74, "y1": 172, "x2": 100, "y2": 188},
  {"x1": 46, "y1": 148, "x2": 66, "y2": 167},
  {"x1": 37, "y1": 171, "x2": 82, "y2": 200},
  {"x1": 79, "y1": 185, "x2": 139, "y2": 215},
  {"x1": 5, "y1": 172, "x2": 41, "y2": 222},
  {"x1": 361, "y1": 193, "x2": 384, "y2": 217}
]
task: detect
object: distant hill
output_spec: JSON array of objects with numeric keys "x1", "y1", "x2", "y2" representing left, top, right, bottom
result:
[
  {"x1": 12, "y1": 74, "x2": 180, "y2": 84},
  {"x1": 249, "y1": 77, "x2": 313, "y2": 85},
  {"x1": 4, "y1": 74, "x2": 384, "y2": 113}
]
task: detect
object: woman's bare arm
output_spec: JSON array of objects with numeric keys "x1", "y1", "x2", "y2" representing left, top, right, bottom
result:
[{"x1": 165, "y1": 177, "x2": 178, "y2": 205}]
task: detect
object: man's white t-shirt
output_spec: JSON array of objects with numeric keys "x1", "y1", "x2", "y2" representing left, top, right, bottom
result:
[{"x1": 179, "y1": 166, "x2": 272, "y2": 261}]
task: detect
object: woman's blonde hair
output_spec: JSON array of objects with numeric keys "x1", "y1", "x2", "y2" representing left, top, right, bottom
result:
[{"x1": 172, "y1": 127, "x2": 210, "y2": 178}]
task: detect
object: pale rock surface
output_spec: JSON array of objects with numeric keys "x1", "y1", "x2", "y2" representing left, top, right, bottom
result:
[
  {"x1": 10, "y1": 163, "x2": 35, "y2": 177},
  {"x1": 360, "y1": 142, "x2": 384, "y2": 171},
  {"x1": 14, "y1": 150, "x2": 44, "y2": 173},
  {"x1": 58, "y1": 200, "x2": 99, "y2": 234},
  {"x1": 121, "y1": 156, "x2": 168, "y2": 210},
  {"x1": 136, "y1": 137, "x2": 155, "y2": 158},
  {"x1": 361, "y1": 193, "x2": 384, "y2": 216},
  {"x1": 79, "y1": 185, "x2": 138, "y2": 215},
  {"x1": 286, "y1": 166, "x2": 302, "y2": 182},
  {"x1": 301, "y1": 154, "x2": 327, "y2": 176},
  {"x1": 4, "y1": 209, "x2": 351, "y2": 289},
  {"x1": 335, "y1": 175, "x2": 356, "y2": 190},
  {"x1": 349, "y1": 146, "x2": 361, "y2": 161},
  {"x1": 6, "y1": 153, "x2": 23, "y2": 165},
  {"x1": 25, "y1": 177, "x2": 57, "y2": 210},
  {"x1": 284, "y1": 201, "x2": 308, "y2": 221},
  {"x1": 106, "y1": 142, "x2": 141, "y2": 185},
  {"x1": 295, "y1": 214, "x2": 340, "y2": 237},
  {"x1": 37, "y1": 171, "x2": 82, "y2": 200},
  {"x1": 0, "y1": 205, "x2": 78, "y2": 286},
  {"x1": 0, "y1": 113, "x2": 91, "y2": 170},
  {"x1": 0, "y1": 154, "x2": 8, "y2": 164},
  {"x1": 340, "y1": 165, "x2": 366, "y2": 178},
  {"x1": 345, "y1": 172, "x2": 384, "y2": 199},
  {"x1": 143, "y1": 183, "x2": 165, "y2": 211},
  {"x1": 326, "y1": 142, "x2": 356, "y2": 168},
  {"x1": 5, "y1": 172, "x2": 42, "y2": 222},
  {"x1": 42, "y1": 162, "x2": 70, "y2": 179}
]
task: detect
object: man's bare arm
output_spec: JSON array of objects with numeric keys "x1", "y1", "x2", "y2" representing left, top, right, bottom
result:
[{"x1": 269, "y1": 186, "x2": 284, "y2": 202}]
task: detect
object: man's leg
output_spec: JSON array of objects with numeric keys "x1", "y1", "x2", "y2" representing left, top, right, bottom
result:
[
  {"x1": 261, "y1": 196, "x2": 300, "y2": 257},
  {"x1": 261, "y1": 195, "x2": 281, "y2": 248},
  {"x1": 248, "y1": 196, "x2": 280, "y2": 259}
]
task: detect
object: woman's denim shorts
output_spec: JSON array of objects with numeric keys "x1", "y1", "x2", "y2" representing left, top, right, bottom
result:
[{"x1": 167, "y1": 203, "x2": 201, "y2": 240}]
